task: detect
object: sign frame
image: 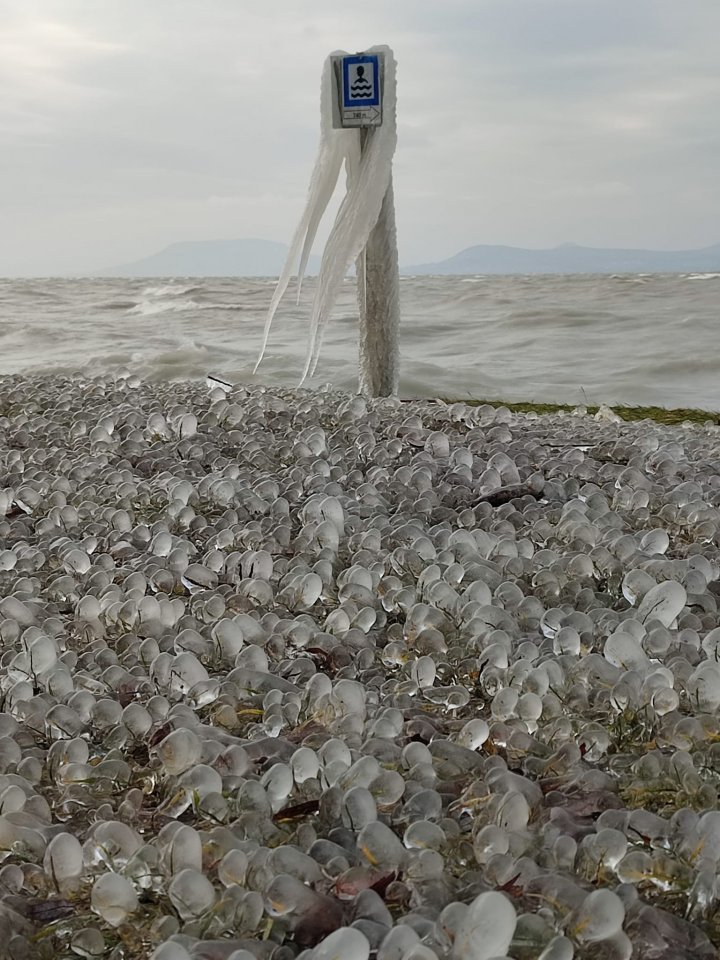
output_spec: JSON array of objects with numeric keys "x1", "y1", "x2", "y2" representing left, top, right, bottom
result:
[{"x1": 332, "y1": 52, "x2": 383, "y2": 128}]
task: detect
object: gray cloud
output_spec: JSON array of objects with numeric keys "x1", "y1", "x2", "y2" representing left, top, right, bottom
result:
[{"x1": 1, "y1": 0, "x2": 718, "y2": 274}]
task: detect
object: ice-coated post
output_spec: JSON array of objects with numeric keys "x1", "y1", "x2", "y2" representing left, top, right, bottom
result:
[
  {"x1": 255, "y1": 46, "x2": 400, "y2": 397},
  {"x1": 356, "y1": 127, "x2": 400, "y2": 397},
  {"x1": 340, "y1": 54, "x2": 400, "y2": 398}
]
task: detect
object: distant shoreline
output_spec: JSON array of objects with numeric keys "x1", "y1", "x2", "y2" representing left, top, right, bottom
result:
[{"x1": 65, "y1": 237, "x2": 720, "y2": 279}]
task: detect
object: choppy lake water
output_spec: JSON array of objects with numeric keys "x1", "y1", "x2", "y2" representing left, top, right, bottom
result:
[{"x1": 0, "y1": 273, "x2": 718, "y2": 408}]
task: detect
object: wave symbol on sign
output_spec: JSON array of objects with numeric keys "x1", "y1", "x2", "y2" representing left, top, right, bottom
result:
[{"x1": 350, "y1": 65, "x2": 373, "y2": 98}]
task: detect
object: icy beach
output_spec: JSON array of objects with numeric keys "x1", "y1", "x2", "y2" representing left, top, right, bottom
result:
[{"x1": 1, "y1": 373, "x2": 720, "y2": 958}]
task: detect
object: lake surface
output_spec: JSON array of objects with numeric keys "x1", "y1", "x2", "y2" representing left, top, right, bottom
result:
[{"x1": 0, "y1": 272, "x2": 718, "y2": 408}]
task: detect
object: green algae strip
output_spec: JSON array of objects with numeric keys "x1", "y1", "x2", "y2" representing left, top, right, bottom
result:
[{"x1": 436, "y1": 399, "x2": 720, "y2": 426}]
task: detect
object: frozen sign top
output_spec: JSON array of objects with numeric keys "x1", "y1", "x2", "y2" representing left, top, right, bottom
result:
[{"x1": 333, "y1": 53, "x2": 382, "y2": 127}]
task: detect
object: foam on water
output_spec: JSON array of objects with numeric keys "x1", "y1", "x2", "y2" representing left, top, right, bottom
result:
[
  {"x1": 141, "y1": 282, "x2": 201, "y2": 297},
  {"x1": 126, "y1": 299, "x2": 201, "y2": 317}
]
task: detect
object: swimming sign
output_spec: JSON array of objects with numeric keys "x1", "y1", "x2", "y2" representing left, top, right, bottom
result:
[{"x1": 332, "y1": 53, "x2": 382, "y2": 127}]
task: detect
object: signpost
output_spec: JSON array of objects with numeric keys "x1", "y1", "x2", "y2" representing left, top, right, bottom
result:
[
  {"x1": 254, "y1": 46, "x2": 399, "y2": 399},
  {"x1": 332, "y1": 51, "x2": 400, "y2": 397}
]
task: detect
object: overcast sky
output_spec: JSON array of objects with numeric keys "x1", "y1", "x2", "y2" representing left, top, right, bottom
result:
[{"x1": 2, "y1": 0, "x2": 719, "y2": 275}]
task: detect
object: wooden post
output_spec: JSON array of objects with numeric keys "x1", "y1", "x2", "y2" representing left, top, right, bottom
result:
[{"x1": 355, "y1": 126, "x2": 400, "y2": 398}]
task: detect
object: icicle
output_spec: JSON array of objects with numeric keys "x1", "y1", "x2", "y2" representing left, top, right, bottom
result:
[
  {"x1": 255, "y1": 45, "x2": 397, "y2": 389},
  {"x1": 253, "y1": 56, "x2": 355, "y2": 373}
]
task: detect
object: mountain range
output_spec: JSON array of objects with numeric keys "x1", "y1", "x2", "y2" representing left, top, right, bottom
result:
[
  {"x1": 403, "y1": 242, "x2": 720, "y2": 275},
  {"x1": 95, "y1": 238, "x2": 720, "y2": 277}
]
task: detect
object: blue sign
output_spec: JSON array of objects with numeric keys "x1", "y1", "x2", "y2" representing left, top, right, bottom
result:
[{"x1": 342, "y1": 55, "x2": 380, "y2": 109}]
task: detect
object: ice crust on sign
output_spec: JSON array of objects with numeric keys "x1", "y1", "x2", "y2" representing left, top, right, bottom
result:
[{"x1": 254, "y1": 45, "x2": 397, "y2": 385}]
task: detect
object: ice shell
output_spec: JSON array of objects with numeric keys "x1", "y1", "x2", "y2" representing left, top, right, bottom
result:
[
  {"x1": 636, "y1": 580, "x2": 687, "y2": 627},
  {"x1": 553, "y1": 626, "x2": 581, "y2": 656},
  {"x1": 260, "y1": 763, "x2": 294, "y2": 812},
  {"x1": 457, "y1": 719, "x2": 489, "y2": 750},
  {"x1": 291, "y1": 746, "x2": 320, "y2": 783},
  {"x1": 376, "y1": 925, "x2": 421, "y2": 960},
  {"x1": 169, "y1": 652, "x2": 210, "y2": 695},
  {"x1": 342, "y1": 787, "x2": 378, "y2": 830},
  {"x1": 155, "y1": 728, "x2": 204, "y2": 776},
  {"x1": 537, "y1": 937, "x2": 574, "y2": 960},
  {"x1": 151, "y1": 531, "x2": 173, "y2": 557},
  {"x1": 0, "y1": 784, "x2": 25, "y2": 814},
  {"x1": 0, "y1": 596, "x2": 35, "y2": 626},
  {"x1": 517, "y1": 692, "x2": 543, "y2": 723},
  {"x1": 640, "y1": 529, "x2": 670, "y2": 554},
  {"x1": 123, "y1": 702, "x2": 153, "y2": 738},
  {"x1": 425, "y1": 432, "x2": 450, "y2": 458},
  {"x1": 604, "y1": 629, "x2": 649, "y2": 671},
  {"x1": 404, "y1": 820, "x2": 446, "y2": 851},
  {"x1": 163, "y1": 824, "x2": 202, "y2": 875},
  {"x1": 149, "y1": 942, "x2": 193, "y2": 960},
  {"x1": 688, "y1": 662, "x2": 720, "y2": 712},
  {"x1": 311, "y1": 928, "x2": 371, "y2": 960},
  {"x1": 69, "y1": 928, "x2": 107, "y2": 956},
  {"x1": 491, "y1": 688, "x2": 518, "y2": 721},
  {"x1": 43, "y1": 832, "x2": 83, "y2": 889},
  {"x1": 298, "y1": 572, "x2": 324, "y2": 607},
  {"x1": 568, "y1": 888, "x2": 625, "y2": 943},
  {"x1": 168, "y1": 867, "x2": 216, "y2": 919},
  {"x1": 339, "y1": 757, "x2": 381, "y2": 792},
  {"x1": 218, "y1": 848, "x2": 249, "y2": 887},
  {"x1": 91, "y1": 872, "x2": 138, "y2": 926},
  {"x1": 412, "y1": 655, "x2": 437, "y2": 688},
  {"x1": 369, "y1": 770, "x2": 406, "y2": 806},
  {"x1": 495, "y1": 790, "x2": 530, "y2": 832},
  {"x1": 331, "y1": 679, "x2": 367, "y2": 719},
  {"x1": 182, "y1": 563, "x2": 218, "y2": 593},
  {"x1": 452, "y1": 891, "x2": 516, "y2": 960},
  {"x1": 84, "y1": 821, "x2": 142, "y2": 867},
  {"x1": 269, "y1": 847, "x2": 324, "y2": 886},
  {"x1": 63, "y1": 548, "x2": 91, "y2": 576},
  {"x1": 651, "y1": 686, "x2": 679, "y2": 715},
  {"x1": 357, "y1": 821, "x2": 407, "y2": 870},
  {"x1": 473, "y1": 825, "x2": 509, "y2": 865},
  {"x1": 401, "y1": 790, "x2": 441, "y2": 829},
  {"x1": 177, "y1": 413, "x2": 197, "y2": 438}
]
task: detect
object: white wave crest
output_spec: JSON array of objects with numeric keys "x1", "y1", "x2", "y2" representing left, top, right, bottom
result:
[
  {"x1": 142, "y1": 283, "x2": 199, "y2": 297},
  {"x1": 127, "y1": 299, "x2": 199, "y2": 317}
]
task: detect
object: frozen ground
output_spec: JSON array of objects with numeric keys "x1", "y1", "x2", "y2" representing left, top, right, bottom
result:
[{"x1": 0, "y1": 374, "x2": 719, "y2": 959}]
